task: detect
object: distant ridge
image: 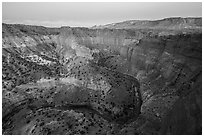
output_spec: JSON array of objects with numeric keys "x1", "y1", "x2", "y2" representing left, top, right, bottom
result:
[{"x1": 91, "y1": 17, "x2": 202, "y2": 30}]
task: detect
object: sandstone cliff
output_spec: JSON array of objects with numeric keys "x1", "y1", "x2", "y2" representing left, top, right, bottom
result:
[{"x1": 2, "y1": 18, "x2": 202, "y2": 134}]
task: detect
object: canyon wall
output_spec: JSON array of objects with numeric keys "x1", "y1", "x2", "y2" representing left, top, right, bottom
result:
[{"x1": 2, "y1": 23, "x2": 202, "y2": 134}]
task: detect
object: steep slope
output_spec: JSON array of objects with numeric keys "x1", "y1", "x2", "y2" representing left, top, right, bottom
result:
[{"x1": 2, "y1": 19, "x2": 202, "y2": 135}]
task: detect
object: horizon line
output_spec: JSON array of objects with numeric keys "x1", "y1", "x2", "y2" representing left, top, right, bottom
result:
[{"x1": 2, "y1": 16, "x2": 202, "y2": 28}]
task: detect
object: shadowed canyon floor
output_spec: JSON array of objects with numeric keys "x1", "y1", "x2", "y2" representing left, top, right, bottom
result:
[{"x1": 2, "y1": 17, "x2": 202, "y2": 134}]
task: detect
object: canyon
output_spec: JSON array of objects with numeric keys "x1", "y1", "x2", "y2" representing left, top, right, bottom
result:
[{"x1": 2, "y1": 17, "x2": 202, "y2": 134}]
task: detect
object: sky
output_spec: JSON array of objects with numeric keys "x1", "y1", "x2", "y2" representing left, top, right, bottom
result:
[{"x1": 2, "y1": 2, "x2": 202, "y2": 27}]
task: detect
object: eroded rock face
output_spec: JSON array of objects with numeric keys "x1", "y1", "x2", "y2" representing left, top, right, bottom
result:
[
  {"x1": 2, "y1": 23, "x2": 202, "y2": 134},
  {"x1": 64, "y1": 56, "x2": 142, "y2": 122},
  {"x1": 3, "y1": 77, "x2": 140, "y2": 134}
]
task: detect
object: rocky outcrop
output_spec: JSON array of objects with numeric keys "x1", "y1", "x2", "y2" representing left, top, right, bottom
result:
[
  {"x1": 3, "y1": 72, "x2": 141, "y2": 134},
  {"x1": 65, "y1": 56, "x2": 142, "y2": 122},
  {"x1": 2, "y1": 20, "x2": 202, "y2": 135}
]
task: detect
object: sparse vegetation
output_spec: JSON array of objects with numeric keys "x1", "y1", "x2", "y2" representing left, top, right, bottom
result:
[{"x1": 2, "y1": 21, "x2": 202, "y2": 135}]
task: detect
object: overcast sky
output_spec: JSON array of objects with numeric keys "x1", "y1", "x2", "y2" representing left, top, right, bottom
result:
[{"x1": 2, "y1": 2, "x2": 202, "y2": 27}]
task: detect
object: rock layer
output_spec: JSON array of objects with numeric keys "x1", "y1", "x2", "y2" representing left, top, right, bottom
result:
[{"x1": 2, "y1": 21, "x2": 202, "y2": 134}]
